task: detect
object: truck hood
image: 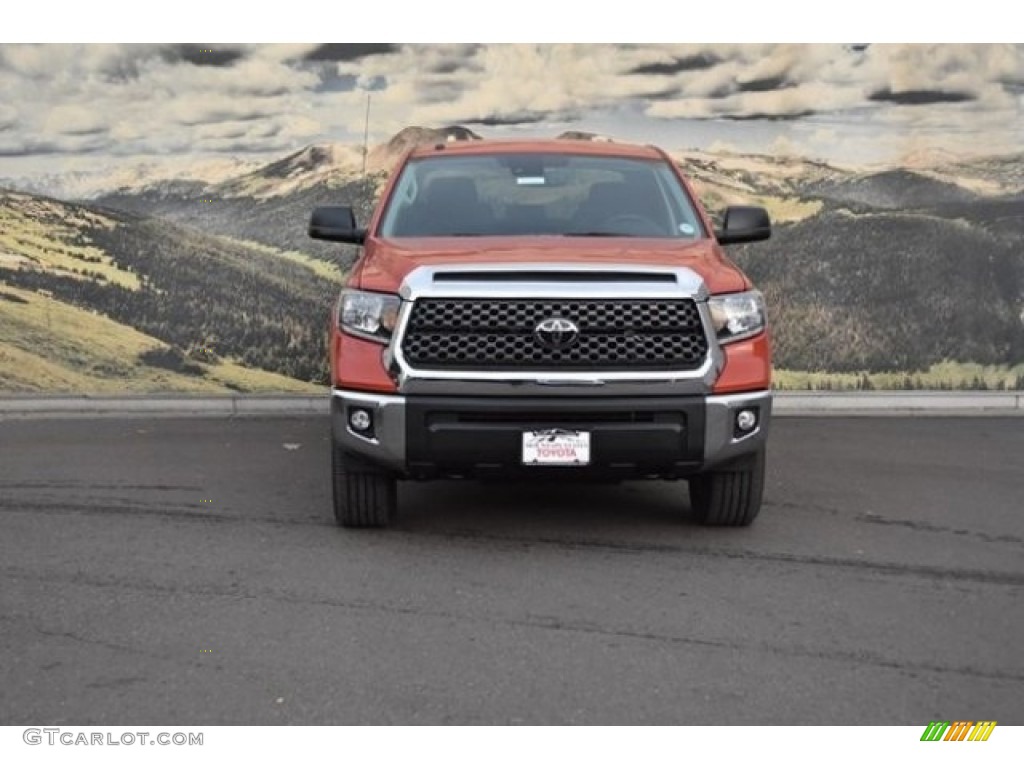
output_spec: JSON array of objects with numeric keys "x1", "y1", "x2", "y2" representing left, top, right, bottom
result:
[{"x1": 355, "y1": 236, "x2": 750, "y2": 295}]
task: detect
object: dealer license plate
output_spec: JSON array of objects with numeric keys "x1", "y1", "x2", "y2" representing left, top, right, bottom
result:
[{"x1": 522, "y1": 429, "x2": 591, "y2": 466}]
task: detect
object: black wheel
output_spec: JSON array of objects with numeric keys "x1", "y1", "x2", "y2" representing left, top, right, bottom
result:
[
  {"x1": 331, "y1": 442, "x2": 397, "y2": 528},
  {"x1": 689, "y1": 448, "x2": 766, "y2": 526}
]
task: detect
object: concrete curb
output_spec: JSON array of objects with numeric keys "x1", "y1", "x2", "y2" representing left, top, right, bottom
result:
[
  {"x1": 772, "y1": 391, "x2": 1024, "y2": 416},
  {"x1": 0, "y1": 395, "x2": 327, "y2": 419},
  {"x1": 0, "y1": 392, "x2": 1021, "y2": 419}
]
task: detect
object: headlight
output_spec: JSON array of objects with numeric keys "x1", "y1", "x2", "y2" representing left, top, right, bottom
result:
[
  {"x1": 708, "y1": 290, "x2": 766, "y2": 344},
  {"x1": 338, "y1": 289, "x2": 401, "y2": 343}
]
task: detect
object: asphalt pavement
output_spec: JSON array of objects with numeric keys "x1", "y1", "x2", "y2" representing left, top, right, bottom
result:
[{"x1": 1, "y1": 416, "x2": 1022, "y2": 724}]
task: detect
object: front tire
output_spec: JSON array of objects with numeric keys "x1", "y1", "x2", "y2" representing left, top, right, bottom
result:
[
  {"x1": 331, "y1": 443, "x2": 397, "y2": 528},
  {"x1": 689, "y1": 448, "x2": 766, "y2": 526}
]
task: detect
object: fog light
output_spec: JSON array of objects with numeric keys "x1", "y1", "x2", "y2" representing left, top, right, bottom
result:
[
  {"x1": 736, "y1": 409, "x2": 758, "y2": 433},
  {"x1": 349, "y1": 408, "x2": 373, "y2": 433}
]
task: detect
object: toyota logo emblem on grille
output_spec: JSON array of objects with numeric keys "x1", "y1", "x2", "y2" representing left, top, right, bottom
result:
[{"x1": 534, "y1": 317, "x2": 579, "y2": 350}]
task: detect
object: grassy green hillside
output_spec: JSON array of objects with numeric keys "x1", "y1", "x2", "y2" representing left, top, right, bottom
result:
[
  {"x1": 0, "y1": 283, "x2": 318, "y2": 393},
  {"x1": 0, "y1": 189, "x2": 342, "y2": 392},
  {"x1": 733, "y1": 205, "x2": 1024, "y2": 373},
  {"x1": 0, "y1": 192, "x2": 139, "y2": 289},
  {"x1": 678, "y1": 151, "x2": 832, "y2": 224},
  {"x1": 774, "y1": 361, "x2": 1024, "y2": 391},
  {"x1": 98, "y1": 175, "x2": 380, "y2": 268}
]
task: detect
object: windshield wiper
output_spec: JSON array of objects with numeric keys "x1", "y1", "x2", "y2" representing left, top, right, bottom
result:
[{"x1": 562, "y1": 231, "x2": 632, "y2": 237}]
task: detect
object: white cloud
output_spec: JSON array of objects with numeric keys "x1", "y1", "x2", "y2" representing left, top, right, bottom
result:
[
  {"x1": 865, "y1": 44, "x2": 1024, "y2": 96},
  {"x1": 43, "y1": 105, "x2": 107, "y2": 136},
  {"x1": 0, "y1": 104, "x2": 18, "y2": 130},
  {"x1": 0, "y1": 43, "x2": 1021, "y2": 167}
]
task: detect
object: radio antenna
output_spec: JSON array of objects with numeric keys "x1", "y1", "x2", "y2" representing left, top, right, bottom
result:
[{"x1": 361, "y1": 92, "x2": 371, "y2": 177}]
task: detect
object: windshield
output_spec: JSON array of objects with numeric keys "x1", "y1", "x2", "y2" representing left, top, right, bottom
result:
[{"x1": 378, "y1": 153, "x2": 705, "y2": 239}]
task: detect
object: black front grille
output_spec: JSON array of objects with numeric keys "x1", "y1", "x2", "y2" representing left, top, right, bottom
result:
[{"x1": 401, "y1": 298, "x2": 708, "y2": 371}]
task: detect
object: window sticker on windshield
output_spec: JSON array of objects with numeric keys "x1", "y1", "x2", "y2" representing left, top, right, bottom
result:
[
  {"x1": 516, "y1": 176, "x2": 546, "y2": 186},
  {"x1": 679, "y1": 223, "x2": 696, "y2": 235}
]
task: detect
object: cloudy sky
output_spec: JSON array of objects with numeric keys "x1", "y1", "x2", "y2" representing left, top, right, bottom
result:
[{"x1": 1, "y1": 43, "x2": 1022, "y2": 176}]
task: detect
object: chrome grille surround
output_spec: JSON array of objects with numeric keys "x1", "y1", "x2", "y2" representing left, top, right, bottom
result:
[
  {"x1": 402, "y1": 297, "x2": 708, "y2": 371},
  {"x1": 385, "y1": 263, "x2": 723, "y2": 396}
]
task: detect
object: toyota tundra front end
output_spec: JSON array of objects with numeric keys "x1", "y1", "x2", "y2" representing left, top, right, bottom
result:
[{"x1": 309, "y1": 139, "x2": 773, "y2": 528}]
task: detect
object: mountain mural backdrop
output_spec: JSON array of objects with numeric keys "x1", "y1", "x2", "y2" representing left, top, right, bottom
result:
[
  {"x1": 2, "y1": 127, "x2": 1021, "y2": 392},
  {"x1": 1, "y1": 44, "x2": 1022, "y2": 392}
]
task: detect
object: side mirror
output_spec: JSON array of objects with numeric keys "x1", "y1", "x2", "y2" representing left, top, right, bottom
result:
[
  {"x1": 715, "y1": 206, "x2": 771, "y2": 245},
  {"x1": 309, "y1": 206, "x2": 366, "y2": 244}
]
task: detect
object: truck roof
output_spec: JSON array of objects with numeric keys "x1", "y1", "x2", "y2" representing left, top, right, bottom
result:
[{"x1": 406, "y1": 138, "x2": 666, "y2": 161}]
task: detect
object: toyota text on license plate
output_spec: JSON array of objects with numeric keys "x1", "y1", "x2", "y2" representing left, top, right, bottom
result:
[{"x1": 522, "y1": 430, "x2": 591, "y2": 466}]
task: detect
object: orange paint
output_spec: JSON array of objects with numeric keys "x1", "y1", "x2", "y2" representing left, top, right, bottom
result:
[
  {"x1": 712, "y1": 332, "x2": 772, "y2": 394},
  {"x1": 331, "y1": 330, "x2": 397, "y2": 393}
]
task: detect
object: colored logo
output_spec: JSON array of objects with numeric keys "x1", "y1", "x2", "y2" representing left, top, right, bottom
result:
[{"x1": 920, "y1": 721, "x2": 996, "y2": 741}]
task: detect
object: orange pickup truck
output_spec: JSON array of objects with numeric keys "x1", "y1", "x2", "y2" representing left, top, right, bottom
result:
[{"x1": 309, "y1": 139, "x2": 772, "y2": 528}]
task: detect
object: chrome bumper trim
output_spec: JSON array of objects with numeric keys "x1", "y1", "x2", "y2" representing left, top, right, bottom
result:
[
  {"x1": 331, "y1": 386, "x2": 772, "y2": 476},
  {"x1": 330, "y1": 389, "x2": 407, "y2": 472},
  {"x1": 702, "y1": 390, "x2": 773, "y2": 468}
]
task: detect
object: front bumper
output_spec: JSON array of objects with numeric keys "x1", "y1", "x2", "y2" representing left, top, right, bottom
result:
[{"x1": 331, "y1": 387, "x2": 771, "y2": 479}]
